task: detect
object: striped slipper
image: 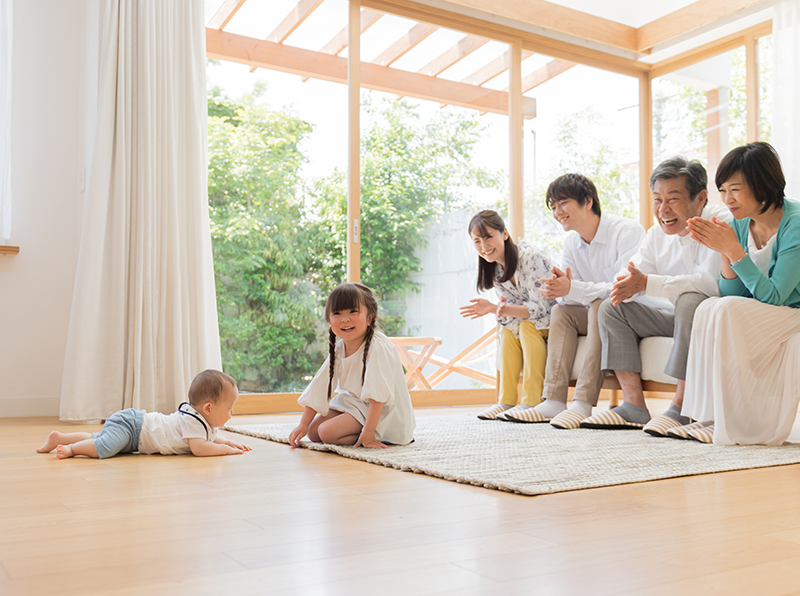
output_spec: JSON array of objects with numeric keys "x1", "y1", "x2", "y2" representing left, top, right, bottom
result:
[
  {"x1": 502, "y1": 405, "x2": 550, "y2": 423},
  {"x1": 477, "y1": 403, "x2": 512, "y2": 421},
  {"x1": 643, "y1": 414, "x2": 684, "y2": 437},
  {"x1": 666, "y1": 421, "x2": 710, "y2": 440},
  {"x1": 550, "y1": 410, "x2": 586, "y2": 430},
  {"x1": 688, "y1": 423, "x2": 715, "y2": 444},
  {"x1": 580, "y1": 410, "x2": 646, "y2": 429}
]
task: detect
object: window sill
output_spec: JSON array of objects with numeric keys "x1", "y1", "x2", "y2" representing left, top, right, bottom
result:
[{"x1": 0, "y1": 246, "x2": 19, "y2": 255}]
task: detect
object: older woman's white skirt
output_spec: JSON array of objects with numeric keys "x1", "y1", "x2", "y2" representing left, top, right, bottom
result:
[{"x1": 682, "y1": 296, "x2": 800, "y2": 445}]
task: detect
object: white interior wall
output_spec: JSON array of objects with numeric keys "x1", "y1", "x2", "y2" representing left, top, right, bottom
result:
[{"x1": 0, "y1": 0, "x2": 99, "y2": 417}]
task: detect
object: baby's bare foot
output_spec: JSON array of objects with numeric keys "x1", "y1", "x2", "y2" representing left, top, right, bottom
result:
[
  {"x1": 37, "y1": 431, "x2": 65, "y2": 453},
  {"x1": 56, "y1": 445, "x2": 75, "y2": 459}
]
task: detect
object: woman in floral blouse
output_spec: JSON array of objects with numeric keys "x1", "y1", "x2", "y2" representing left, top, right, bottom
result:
[{"x1": 460, "y1": 210, "x2": 556, "y2": 422}]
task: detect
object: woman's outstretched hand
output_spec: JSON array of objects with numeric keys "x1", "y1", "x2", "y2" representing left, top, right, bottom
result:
[{"x1": 459, "y1": 298, "x2": 496, "y2": 319}]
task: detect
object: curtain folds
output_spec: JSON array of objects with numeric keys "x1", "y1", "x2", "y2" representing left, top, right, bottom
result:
[
  {"x1": 60, "y1": 0, "x2": 221, "y2": 421},
  {"x1": 772, "y1": 0, "x2": 800, "y2": 197},
  {"x1": 0, "y1": 0, "x2": 11, "y2": 243}
]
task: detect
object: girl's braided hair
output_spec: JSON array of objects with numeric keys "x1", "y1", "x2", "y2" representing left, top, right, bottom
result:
[{"x1": 324, "y1": 282, "x2": 379, "y2": 401}]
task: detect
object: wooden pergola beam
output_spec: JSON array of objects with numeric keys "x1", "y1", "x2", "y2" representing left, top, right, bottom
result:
[
  {"x1": 207, "y1": 28, "x2": 536, "y2": 118},
  {"x1": 366, "y1": 0, "x2": 649, "y2": 77},
  {"x1": 461, "y1": 49, "x2": 533, "y2": 86},
  {"x1": 251, "y1": 0, "x2": 325, "y2": 73},
  {"x1": 636, "y1": 0, "x2": 768, "y2": 52},
  {"x1": 500, "y1": 57, "x2": 575, "y2": 93},
  {"x1": 319, "y1": 8, "x2": 383, "y2": 56},
  {"x1": 371, "y1": 22, "x2": 437, "y2": 67},
  {"x1": 267, "y1": 0, "x2": 325, "y2": 43},
  {"x1": 417, "y1": 34, "x2": 489, "y2": 77},
  {"x1": 207, "y1": 0, "x2": 247, "y2": 31},
  {"x1": 302, "y1": 8, "x2": 383, "y2": 83}
]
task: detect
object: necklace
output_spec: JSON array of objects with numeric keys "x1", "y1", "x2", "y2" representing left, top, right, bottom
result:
[{"x1": 750, "y1": 208, "x2": 782, "y2": 249}]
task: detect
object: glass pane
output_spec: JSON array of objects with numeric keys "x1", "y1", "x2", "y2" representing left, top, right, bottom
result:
[
  {"x1": 350, "y1": 18, "x2": 508, "y2": 390},
  {"x1": 652, "y1": 49, "x2": 741, "y2": 206},
  {"x1": 524, "y1": 64, "x2": 640, "y2": 255},
  {"x1": 206, "y1": 0, "x2": 348, "y2": 393}
]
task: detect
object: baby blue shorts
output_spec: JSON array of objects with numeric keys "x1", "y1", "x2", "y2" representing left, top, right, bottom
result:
[{"x1": 91, "y1": 408, "x2": 146, "y2": 459}]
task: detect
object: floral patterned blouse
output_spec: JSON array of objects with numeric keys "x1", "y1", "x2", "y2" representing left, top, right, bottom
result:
[{"x1": 493, "y1": 240, "x2": 555, "y2": 337}]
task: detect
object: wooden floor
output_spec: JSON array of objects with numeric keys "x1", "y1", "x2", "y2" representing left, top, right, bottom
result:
[{"x1": 4, "y1": 401, "x2": 800, "y2": 596}]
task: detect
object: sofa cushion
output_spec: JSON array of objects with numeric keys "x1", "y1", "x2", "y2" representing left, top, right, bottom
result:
[{"x1": 569, "y1": 335, "x2": 678, "y2": 385}]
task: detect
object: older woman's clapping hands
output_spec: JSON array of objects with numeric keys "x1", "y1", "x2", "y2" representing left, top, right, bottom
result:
[{"x1": 687, "y1": 216, "x2": 747, "y2": 264}]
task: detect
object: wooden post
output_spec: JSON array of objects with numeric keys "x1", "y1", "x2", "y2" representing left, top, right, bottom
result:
[
  {"x1": 638, "y1": 71, "x2": 653, "y2": 229},
  {"x1": 706, "y1": 87, "x2": 728, "y2": 200},
  {"x1": 745, "y1": 32, "x2": 759, "y2": 143},
  {"x1": 508, "y1": 38, "x2": 523, "y2": 241},
  {"x1": 347, "y1": 0, "x2": 361, "y2": 282}
]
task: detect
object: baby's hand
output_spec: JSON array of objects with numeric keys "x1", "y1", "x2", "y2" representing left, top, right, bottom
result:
[
  {"x1": 226, "y1": 439, "x2": 252, "y2": 452},
  {"x1": 225, "y1": 445, "x2": 244, "y2": 455}
]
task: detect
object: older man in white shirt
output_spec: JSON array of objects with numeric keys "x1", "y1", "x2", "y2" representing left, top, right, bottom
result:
[
  {"x1": 507, "y1": 173, "x2": 645, "y2": 427},
  {"x1": 581, "y1": 156, "x2": 731, "y2": 433}
]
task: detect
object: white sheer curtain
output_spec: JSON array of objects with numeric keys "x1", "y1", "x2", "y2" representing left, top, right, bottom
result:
[
  {"x1": 773, "y1": 0, "x2": 800, "y2": 198},
  {"x1": 0, "y1": 0, "x2": 11, "y2": 243},
  {"x1": 60, "y1": 0, "x2": 221, "y2": 421}
]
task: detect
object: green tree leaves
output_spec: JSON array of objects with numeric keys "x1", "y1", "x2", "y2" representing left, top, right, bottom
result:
[{"x1": 209, "y1": 93, "x2": 499, "y2": 389}]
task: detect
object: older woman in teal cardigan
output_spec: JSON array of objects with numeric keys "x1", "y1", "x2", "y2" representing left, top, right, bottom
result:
[{"x1": 673, "y1": 142, "x2": 800, "y2": 445}]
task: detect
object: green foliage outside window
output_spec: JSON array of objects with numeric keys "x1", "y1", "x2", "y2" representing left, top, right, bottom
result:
[{"x1": 208, "y1": 89, "x2": 501, "y2": 392}]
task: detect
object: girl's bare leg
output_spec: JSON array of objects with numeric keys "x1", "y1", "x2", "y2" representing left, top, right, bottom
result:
[
  {"x1": 56, "y1": 439, "x2": 99, "y2": 459},
  {"x1": 307, "y1": 410, "x2": 343, "y2": 442},
  {"x1": 317, "y1": 413, "x2": 363, "y2": 446},
  {"x1": 37, "y1": 431, "x2": 93, "y2": 453}
]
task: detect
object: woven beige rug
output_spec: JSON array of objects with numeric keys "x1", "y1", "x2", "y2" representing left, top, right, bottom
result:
[{"x1": 224, "y1": 415, "x2": 800, "y2": 496}]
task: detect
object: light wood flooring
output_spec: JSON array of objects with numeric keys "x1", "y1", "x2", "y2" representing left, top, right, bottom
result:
[{"x1": 4, "y1": 401, "x2": 800, "y2": 596}]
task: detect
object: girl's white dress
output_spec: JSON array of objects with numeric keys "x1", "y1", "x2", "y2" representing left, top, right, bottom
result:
[{"x1": 298, "y1": 331, "x2": 416, "y2": 445}]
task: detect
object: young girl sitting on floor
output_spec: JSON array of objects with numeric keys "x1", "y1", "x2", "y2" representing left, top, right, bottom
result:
[{"x1": 289, "y1": 282, "x2": 416, "y2": 449}]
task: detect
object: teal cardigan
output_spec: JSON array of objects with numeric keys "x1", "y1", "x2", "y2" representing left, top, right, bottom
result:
[{"x1": 720, "y1": 198, "x2": 800, "y2": 308}]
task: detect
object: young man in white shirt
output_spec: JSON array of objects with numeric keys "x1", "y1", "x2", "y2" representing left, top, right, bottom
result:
[
  {"x1": 581, "y1": 156, "x2": 731, "y2": 433},
  {"x1": 510, "y1": 174, "x2": 645, "y2": 426}
]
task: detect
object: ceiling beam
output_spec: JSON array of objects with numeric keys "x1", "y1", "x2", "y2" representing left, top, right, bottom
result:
[
  {"x1": 207, "y1": 28, "x2": 535, "y2": 118},
  {"x1": 429, "y1": 0, "x2": 639, "y2": 52},
  {"x1": 649, "y1": 20, "x2": 771, "y2": 78},
  {"x1": 365, "y1": 0, "x2": 649, "y2": 77},
  {"x1": 417, "y1": 34, "x2": 488, "y2": 77},
  {"x1": 636, "y1": 0, "x2": 768, "y2": 52},
  {"x1": 207, "y1": 0, "x2": 248, "y2": 30},
  {"x1": 371, "y1": 22, "x2": 438, "y2": 66},
  {"x1": 460, "y1": 49, "x2": 533, "y2": 86}
]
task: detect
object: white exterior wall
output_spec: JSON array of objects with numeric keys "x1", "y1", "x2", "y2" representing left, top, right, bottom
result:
[
  {"x1": 0, "y1": 0, "x2": 99, "y2": 417},
  {"x1": 404, "y1": 209, "x2": 496, "y2": 390}
]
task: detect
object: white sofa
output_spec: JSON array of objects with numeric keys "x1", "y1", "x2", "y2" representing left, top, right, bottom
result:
[{"x1": 569, "y1": 336, "x2": 678, "y2": 405}]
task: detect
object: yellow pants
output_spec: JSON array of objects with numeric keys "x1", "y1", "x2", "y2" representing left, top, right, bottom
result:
[{"x1": 498, "y1": 322, "x2": 548, "y2": 407}]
